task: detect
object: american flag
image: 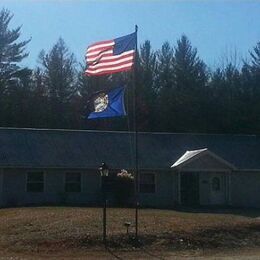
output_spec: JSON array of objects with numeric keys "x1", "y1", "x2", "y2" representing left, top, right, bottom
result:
[{"x1": 85, "y1": 32, "x2": 136, "y2": 76}]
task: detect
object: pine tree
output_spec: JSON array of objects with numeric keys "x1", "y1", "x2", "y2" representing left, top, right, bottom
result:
[
  {"x1": 38, "y1": 38, "x2": 77, "y2": 103},
  {"x1": 249, "y1": 42, "x2": 260, "y2": 68},
  {"x1": 137, "y1": 40, "x2": 157, "y2": 130},
  {"x1": 173, "y1": 35, "x2": 207, "y2": 91},
  {"x1": 240, "y1": 42, "x2": 260, "y2": 134},
  {"x1": 0, "y1": 8, "x2": 30, "y2": 93},
  {"x1": 210, "y1": 64, "x2": 243, "y2": 133},
  {"x1": 0, "y1": 8, "x2": 31, "y2": 127},
  {"x1": 156, "y1": 41, "x2": 174, "y2": 131},
  {"x1": 172, "y1": 35, "x2": 208, "y2": 132},
  {"x1": 37, "y1": 38, "x2": 78, "y2": 128}
]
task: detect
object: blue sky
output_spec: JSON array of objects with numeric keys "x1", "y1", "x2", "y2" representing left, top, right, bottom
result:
[{"x1": 2, "y1": 0, "x2": 260, "y2": 69}]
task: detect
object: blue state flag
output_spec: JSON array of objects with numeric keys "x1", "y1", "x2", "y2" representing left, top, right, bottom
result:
[{"x1": 87, "y1": 86, "x2": 126, "y2": 119}]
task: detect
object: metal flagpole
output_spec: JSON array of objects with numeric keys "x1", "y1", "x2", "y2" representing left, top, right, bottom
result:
[{"x1": 132, "y1": 24, "x2": 139, "y2": 241}]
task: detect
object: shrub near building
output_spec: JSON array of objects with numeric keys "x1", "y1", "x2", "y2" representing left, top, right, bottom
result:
[{"x1": 113, "y1": 170, "x2": 135, "y2": 206}]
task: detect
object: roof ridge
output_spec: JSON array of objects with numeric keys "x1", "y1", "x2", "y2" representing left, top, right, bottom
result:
[{"x1": 0, "y1": 127, "x2": 258, "y2": 137}]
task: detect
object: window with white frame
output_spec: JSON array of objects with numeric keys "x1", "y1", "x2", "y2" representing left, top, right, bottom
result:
[
  {"x1": 27, "y1": 172, "x2": 44, "y2": 192},
  {"x1": 140, "y1": 173, "x2": 155, "y2": 193},
  {"x1": 65, "y1": 172, "x2": 81, "y2": 192}
]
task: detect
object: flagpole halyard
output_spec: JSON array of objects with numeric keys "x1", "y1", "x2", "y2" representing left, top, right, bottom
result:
[{"x1": 133, "y1": 24, "x2": 139, "y2": 242}]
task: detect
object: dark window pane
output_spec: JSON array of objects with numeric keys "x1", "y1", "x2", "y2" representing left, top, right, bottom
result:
[
  {"x1": 140, "y1": 173, "x2": 155, "y2": 193},
  {"x1": 140, "y1": 173, "x2": 155, "y2": 184},
  {"x1": 65, "y1": 173, "x2": 81, "y2": 192},
  {"x1": 65, "y1": 183, "x2": 81, "y2": 192},
  {"x1": 27, "y1": 172, "x2": 43, "y2": 182},
  {"x1": 27, "y1": 172, "x2": 44, "y2": 192},
  {"x1": 66, "y1": 173, "x2": 81, "y2": 183},
  {"x1": 27, "y1": 183, "x2": 44, "y2": 192},
  {"x1": 140, "y1": 184, "x2": 155, "y2": 193}
]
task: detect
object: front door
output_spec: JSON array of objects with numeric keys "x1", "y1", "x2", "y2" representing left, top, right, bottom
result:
[
  {"x1": 210, "y1": 173, "x2": 226, "y2": 205},
  {"x1": 180, "y1": 172, "x2": 199, "y2": 206}
]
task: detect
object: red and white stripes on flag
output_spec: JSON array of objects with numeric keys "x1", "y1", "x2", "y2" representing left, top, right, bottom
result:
[{"x1": 85, "y1": 32, "x2": 136, "y2": 76}]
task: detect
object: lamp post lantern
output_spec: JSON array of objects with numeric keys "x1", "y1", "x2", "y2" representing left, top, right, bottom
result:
[{"x1": 99, "y1": 162, "x2": 109, "y2": 245}]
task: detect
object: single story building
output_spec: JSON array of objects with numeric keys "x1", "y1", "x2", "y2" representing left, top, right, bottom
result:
[{"x1": 0, "y1": 127, "x2": 259, "y2": 208}]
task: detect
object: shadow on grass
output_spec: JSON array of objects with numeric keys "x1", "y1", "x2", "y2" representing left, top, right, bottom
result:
[
  {"x1": 174, "y1": 206, "x2": 260, "y2": 218},
  {"x1": 105, "y1": 238, "x2": 165, "y2": 260},
  {"x1": 3, "y1": 204, "x2": 260, "y2": 219},
  {"x1": 140, "y1": 247, "x2": 166, "y2": 260},
  {"x1": 106, "y1": 246, "x2": 124, "y2": 260}
]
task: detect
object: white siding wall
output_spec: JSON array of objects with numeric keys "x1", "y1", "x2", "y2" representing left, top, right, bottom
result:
[
  {"x1": 230, "y1": 171, "x2": 260, "y2": 208},
  {"x1": 1, "y1": 168, "x2": 101, "y2": 206}
]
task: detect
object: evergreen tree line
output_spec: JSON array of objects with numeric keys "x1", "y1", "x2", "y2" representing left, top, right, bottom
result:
[{"x1": 1, "y1": 8, "x2": 260, "y2": 134}]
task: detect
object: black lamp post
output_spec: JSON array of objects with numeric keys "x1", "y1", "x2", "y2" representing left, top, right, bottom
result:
[{"x1": 99, "y1": 162, "x2": 109, "y2": 245}]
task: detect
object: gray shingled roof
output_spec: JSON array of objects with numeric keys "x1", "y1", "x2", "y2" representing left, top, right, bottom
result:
[{"x1": 0, "y1": 127, "x2": 260, "y2": 170}]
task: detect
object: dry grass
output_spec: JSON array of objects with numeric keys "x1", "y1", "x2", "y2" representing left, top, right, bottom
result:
[{"x1": 0, "y1": 206, "x2": 259, "y2": 256}]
